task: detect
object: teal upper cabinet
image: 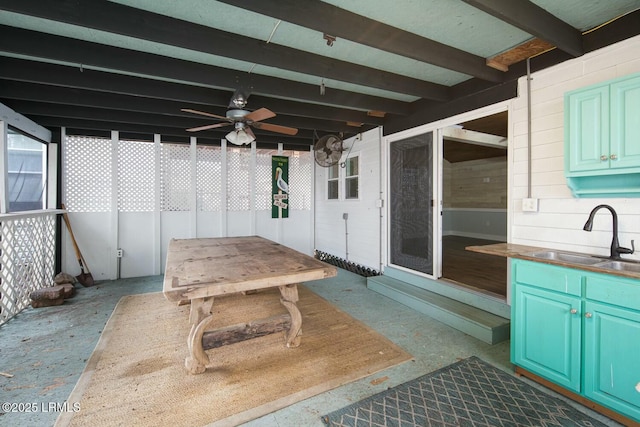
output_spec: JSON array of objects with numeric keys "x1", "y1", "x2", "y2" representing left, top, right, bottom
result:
[
  {"x1": 565, "y1": 73, "x2": 640, "y2": 197},
  {"x1": 611, "y1": 75, "x2": 640, "y2": 169},
  {"x1": 566, "y1": 84, "x2": 609, "y2": 173}
]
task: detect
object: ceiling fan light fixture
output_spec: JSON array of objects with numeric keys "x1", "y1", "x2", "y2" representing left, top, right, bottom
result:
[{"x1": 226, "y1": 129, "x2": 254, "y2": 145}]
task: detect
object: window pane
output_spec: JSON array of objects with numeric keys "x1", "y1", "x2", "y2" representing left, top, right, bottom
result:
[
  {"x1": 328, "y1": 163, "x2": 339, "y2": 179},
  {"x1": 7, "y1": 128, "x2": 46, "y2": 212},
  {"x1": 345, "y1": 177, "x2": 358, "y2": 199},
  {"x1": 346, "y1": 156, "x2": 358, "y2": 177},
  {"x1": 328, "y1": 180, "x2": 338, "y2": 199}
]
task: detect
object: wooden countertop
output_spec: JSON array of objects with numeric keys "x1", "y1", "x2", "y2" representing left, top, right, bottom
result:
[{"x1": 466, "y1": 243, "x2": 640, "y2": 280}]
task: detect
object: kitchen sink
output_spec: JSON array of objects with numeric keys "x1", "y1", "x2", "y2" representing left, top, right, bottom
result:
[
  {"x1": 526, "y1": 250, "x2": 640, "y2": 274},
  {"x1": 596, "y1": 260, "x2": 640, "y2": 273},
  {"x1": 527, "y1": 251, "x2": 606, "y2": 266}
]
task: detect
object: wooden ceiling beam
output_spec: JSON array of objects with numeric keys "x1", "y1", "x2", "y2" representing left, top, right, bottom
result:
[
  {"x1": 0, "y1": 81, "x2": 366, "y2": 134},
  {"x1": 0, "y1": 1, "x2": 450, "y2": 101},
  {"x1": 0, "y1": 57, "x2": 385, "y2": 127},
  {"x1": 461, "y1": 0, "x2": 583, "y2": 57},
  {"x1": 216, "y1": 0, "x2": 505, "y2": 83},
  {"x1": 0, "y1": 26, "x2": 412, "y2": 116},
  {"x1": 29, "y1": 116, "x2": 314, "y2": 147},
  {"x1": 4, "y1": 100, "x2": 323, "y2": 140}
]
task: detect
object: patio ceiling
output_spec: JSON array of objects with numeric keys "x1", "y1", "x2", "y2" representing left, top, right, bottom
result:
[{"x1": 0, "y1": 0, "x2": 639, "y2": 148}]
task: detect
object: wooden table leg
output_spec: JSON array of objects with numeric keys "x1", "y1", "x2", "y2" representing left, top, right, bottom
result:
[
  {"x1": 185, "y1": 296, "x2": 214, "y2": 374},
  {"x1": 278, "y1": 284, "x2": 302, "y2": 347}
]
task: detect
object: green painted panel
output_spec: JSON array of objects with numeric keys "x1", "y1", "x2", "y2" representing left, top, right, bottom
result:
[{"x1": 584, "y1": 301, "x2": 640, "y2": 422}]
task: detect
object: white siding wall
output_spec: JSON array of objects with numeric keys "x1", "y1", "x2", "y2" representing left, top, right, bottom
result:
[
  {"x1": 314, "y1": 128, "x2": 382, "y2": 270},
  {"x1": 511, "y1": 35, "x2": 640, "y2": 260}
]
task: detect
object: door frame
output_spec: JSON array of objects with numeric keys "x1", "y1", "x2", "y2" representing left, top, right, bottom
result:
[{"x1": 382, "y1": 101, "x2": 512, "y2": 286}]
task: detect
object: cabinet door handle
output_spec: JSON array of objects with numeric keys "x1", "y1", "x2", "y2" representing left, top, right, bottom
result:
[
  {"x1": 570, "y1": 308, "x2": 578, "y2": 314},
  {"x1": 610, "y1": 154, "x2": 618, "y2": 160},
  {"x1": 585, "y1": 312, "x2": 593, "y2": 318},
  {"x1": 600, "y1": 155, "x2": 608, "y2": 161}
]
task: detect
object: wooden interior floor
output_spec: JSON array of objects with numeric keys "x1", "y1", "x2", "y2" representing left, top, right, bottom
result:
[{"x1": 442, "y1": 235, "x2": 507, "y2": 297}]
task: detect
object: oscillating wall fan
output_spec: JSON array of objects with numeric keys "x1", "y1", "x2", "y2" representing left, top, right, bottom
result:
[
  {"x1": 314, "y1": 134, "x2": 344, "y2": 167},
  {"x1": 181, "y1": 89, "x2": 298, "y2": 145}
]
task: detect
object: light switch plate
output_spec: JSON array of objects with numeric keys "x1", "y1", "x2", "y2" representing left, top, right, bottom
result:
[{"x1": 522, "y1": 198, "x2": 539, "y2": 212}]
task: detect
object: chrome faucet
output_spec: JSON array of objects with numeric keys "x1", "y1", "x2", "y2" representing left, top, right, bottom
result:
[{"x1": 583, "y1": 204, "x2": 635, "y2": 260}]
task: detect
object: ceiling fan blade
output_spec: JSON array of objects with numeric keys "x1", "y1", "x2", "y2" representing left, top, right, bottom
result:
[
  {"x1": 245, "y1": 126, "x2": 256, "y2": 140},
  {"x1": 181, "y1": 108, "x2": 229, "y2": 121},
  {"x1": 252, "y1": 121, "x2": 299, "y2": 135},
  {"x1": 186, "y1": 122, "x2": 231, "y2": 132},
  {"x1": 245, "y1": 107, "x2": 276, "y2": 123}
]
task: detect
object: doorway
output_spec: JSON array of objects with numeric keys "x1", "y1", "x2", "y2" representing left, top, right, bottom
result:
[
  {"x1": 440, "y1": 111, "x2": 508, "y2": 297},
  {"x1": 389, "y1": 132, "x2": 434, "y2": 276}
]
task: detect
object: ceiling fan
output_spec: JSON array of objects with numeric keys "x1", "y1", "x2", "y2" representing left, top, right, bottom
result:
[{"x1": 181, "y1": 89, "x2": 298, "y2": 145}]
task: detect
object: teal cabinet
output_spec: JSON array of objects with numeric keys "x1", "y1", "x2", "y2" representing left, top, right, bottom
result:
[
  {"x1": 511, "y1": 259, "x2": 640, "y2": 423},
  {"x1": 564, "y1": 73, "x2": 640, "y2": 197},
  {"x1": 566, "y1": 84, "x2": 609, "y2": 173},
  {"x1": 512, "y1": 284, "x2": 581, "y2": 391},
  {"x1": 610, "y1": 75, "x2": 640, "y2": 170},
  {"x1": 584, "y1": 301, "x2": 640, "y2": 421}
]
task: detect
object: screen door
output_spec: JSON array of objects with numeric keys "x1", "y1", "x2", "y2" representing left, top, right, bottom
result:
[{"x1": 389, "y1": 132, "x2": 434, "y2": 275}]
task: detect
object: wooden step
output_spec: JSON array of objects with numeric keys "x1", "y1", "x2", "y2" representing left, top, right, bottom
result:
[
  {"x1": 383, "y1": 266, "x2": 510, "y2": 318},
  {"x1": 367, "y1": 275, "x2": 510, "y2": 345}
]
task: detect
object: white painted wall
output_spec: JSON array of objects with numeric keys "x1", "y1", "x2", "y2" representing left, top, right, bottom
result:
[
  {"x1": 511, "y1": 35, "x2": 640, "y2": 260},
  {"x1": 314, "y1": 128, "x2": 383, "y2": 271}
]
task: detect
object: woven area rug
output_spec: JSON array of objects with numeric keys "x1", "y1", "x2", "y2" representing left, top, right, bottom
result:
[
  {"x1": 56, "y1": 286, "x2": 412, "y2": 427},
  {"x1": 322, "y1": 356, "x2": 612, "y2": 427}
]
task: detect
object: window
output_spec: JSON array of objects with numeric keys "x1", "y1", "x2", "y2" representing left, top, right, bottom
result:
[
  {"x1": 7, "y1": 128, "x2": 47, "y2": 212},
  {"x1": 327, "y1": 163, "x2": 339, "y2": 199},
  {"x1": 345, "y1": 156, "x2": 359, "y2": 199},
  {"x1": 326, "y1": 154, "x2": 359, "y2": 200}
]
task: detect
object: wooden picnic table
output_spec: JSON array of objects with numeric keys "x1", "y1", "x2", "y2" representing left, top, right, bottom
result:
[{"x1": 163, "y1": 236, "x2": 337, "y2": 374}]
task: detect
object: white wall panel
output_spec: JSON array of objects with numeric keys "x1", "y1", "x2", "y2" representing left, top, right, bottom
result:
[
  {"x1": 62, "y1": 212, "x2": 112, "y2": 281},
  {"x1": 160, "y1": 211, "x2": 191, "y2": 271},
  {"x1": 118, "y1": 212, "x2": 155, "y2": 278},
  {"x1": 227, "y1": 211, "x2": 252, "y2": 237},
  {"x1": 280, "y1": 210, "x2": 312, "y2": 255},
  {"x1": 510, "y1": 35, "x2": 640, "y2": 261},
  {"x1": 314, "y1": 128, "x2": 382, "y2": 270},
  {"x1": 196, "y1": 211, "x2": 222, "y2": 238}
]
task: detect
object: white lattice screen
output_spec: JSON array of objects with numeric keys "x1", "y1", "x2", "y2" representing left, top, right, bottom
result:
[
  {"x1": 0, "y1": 212, "x2": 56, "y2": 326},
  {"x1": 161, "y1": 143, "x2": 191, "y2": 211},
  {"x1": 118, "y1": 140, "x2": 155, "y2": 212},
  {"x1": 284, "y1": 150, "x2": 312, "y2": 210},
  {"x1": 64, "y1": 136, "x2": 112, "y2": 212},
  {"x1": 255, "y1": 149, "x2": 276, "y2": 210},
  {"x1": 197, "y1": 145, "x2": 222, "y2": 211},
  {"x1": 226, "y1": 148, "x2": 251, "y2": 211},
  {"x1": 64, "y1": 137, "x2": 311, "y2": 215}
]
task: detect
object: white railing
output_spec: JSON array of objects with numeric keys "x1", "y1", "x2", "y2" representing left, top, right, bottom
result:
[{"x1": 0, "y1": 210, "x2": 60, "y2": 326}]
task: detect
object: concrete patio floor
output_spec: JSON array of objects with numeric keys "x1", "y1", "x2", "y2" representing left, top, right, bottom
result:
[{"x1": 0, "y1": 269, "x2": 621, "y2": 426}]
